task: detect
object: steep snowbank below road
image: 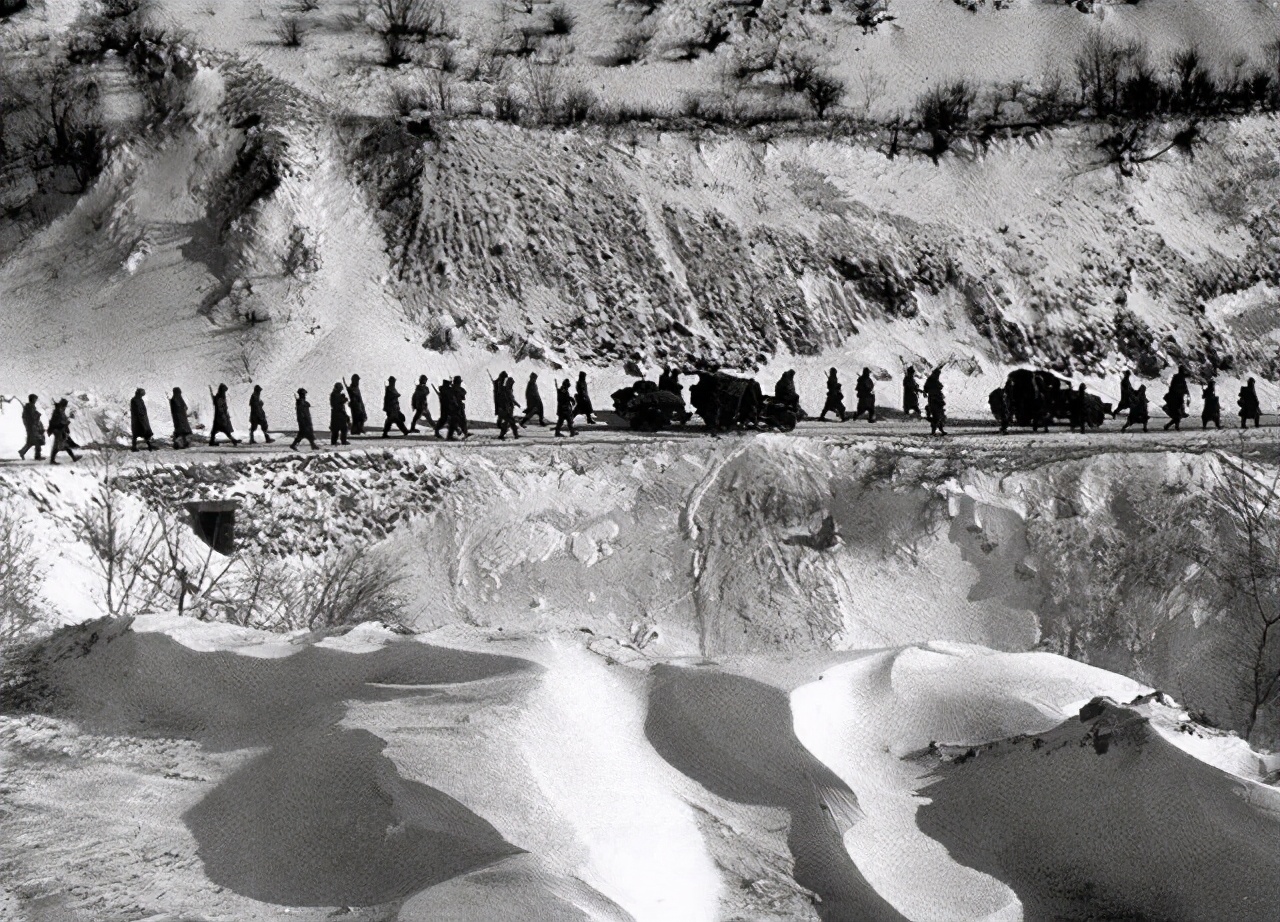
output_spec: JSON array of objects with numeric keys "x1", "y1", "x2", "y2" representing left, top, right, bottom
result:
[
  {"x1": 6, "y1": 610, "x2": 1277, "y2": 922},
  {"x1": 791, "y1": 644, "x2": 1147, "y2": 921},
  {"x1": 914, "y1": 693, "x2": 1280, "y2": 921}
]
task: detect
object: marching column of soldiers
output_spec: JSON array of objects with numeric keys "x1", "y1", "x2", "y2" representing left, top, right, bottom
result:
[{"x1": 8, "y1": 363, "x2": 1272, "y2": 463}]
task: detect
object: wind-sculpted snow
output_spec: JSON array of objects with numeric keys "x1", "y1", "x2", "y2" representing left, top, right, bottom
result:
[{"x1": 915, "y1": 695, "x2": 1280, "y2": 921}]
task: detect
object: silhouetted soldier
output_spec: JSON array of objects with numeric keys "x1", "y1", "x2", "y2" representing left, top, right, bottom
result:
[
  {"x1": 330, "y1": 383, "x2": 350, "y2": 446},
  {"x1": 170, "y1": 387, "x2": 193, "y2": 449},
  {"x1": 249, "y1": 384, "x2": 273, "y2": 444},
  {"x1": 989, "y1": 386, "x2": 1011, "y2": 434},
  {"x1": 775, "y1": 370, "x2": 799, "y2": 412},
  {"x1": 522, "y1": 372, "x2": 546, "y2": 426},
  {"x1": 130, "y1": 388, "x2": 155, "y2": 451},
  {"x1": 1238, "y1": 378, "x2": 1261, "y2": 428},
  {"x1": 1114, "y1": 370, "x2": 1134, "y2": 419},
  {"x1": 819, "y1": 369, "x2": 847, "y2": 421},
  {"x1": 409, "y1": 375, "x2": 432, "y2": 432},
  {"x1": 851, "y1": 368, "x2": 877, "y2": 422},
  {"x1": 1029, "y1": 374, "x2": 1051, "y2": 433},
  {"x1": 434, "y1": 379, "x2": 454, "y2": 439},
  {"x1": 902, "y1": 367, "x2": 921, "y2": 419},
  {"x1": 659, "y1": 366, "x2": 683, "y2": 399},
  {"x1": 924, "y1": 368, "x2": 946, "y2": 435},
  {"x1": 347, "y1": 374, "x2": 368, "y2": 435},
  {"x1": 1162, "y1": 366, "x2": 1190, "y2": 431},
  {"x1": 491, "y1": 371, "x2": 507, "y2": 420},
  {"x1": 1068, "y1": 383, "x2": 1089, "y2": 433},
  {"x1": 210, "y1": 384, "x2": 240, "y2": 446},
  {"x1": 451, "y1": 376, "x2": 469, "y2": 438},
  {"x1": 575, "y1": 372, "x2": 596, "y2": 425},
  {"x1": 1201, "y1": 380, "x2": 1221, "y2": 430},
  {"x1": 18, "y1": 395, "x2": 44, "y2": 461},
  {"x1": 1122, "y1": 385, "x2": 1150, "y2": 432},
  {"x1": 48, "y1": 398, "x2": 77, "y2": 464},
  {"x1": 290, "y1": 388, "x2": 318, "y2": 450},
  {"x1": 382, "y1": 376, "x2": 409, "y2": 437},
  {"x1": 555, "y1": 379, "x2": 577, "y2": 437},
  {"x1": 496, "y1": 375, "x2": 520, "y2": 440}
]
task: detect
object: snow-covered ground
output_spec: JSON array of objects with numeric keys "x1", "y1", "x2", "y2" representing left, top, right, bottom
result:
[
  {"x1": 1, "y1": 431, "x2": 1278, "y2": 919},
  {"x1": 3, "y1": 0, "x2": 1280, "y2": 918}
]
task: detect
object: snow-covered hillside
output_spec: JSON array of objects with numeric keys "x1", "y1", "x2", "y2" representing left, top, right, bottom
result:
[{"x1": 1, "y1": 0, "x2": 1278, "y2": 428}]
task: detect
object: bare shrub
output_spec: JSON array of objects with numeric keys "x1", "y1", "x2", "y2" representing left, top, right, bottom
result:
[
  {"x1": 48, "y1": 69, "x2": 106, "y2": 192},
  {"x1": 1074, "y1": 28, "x2": 1144, "y2": 116},
  {"x1": 914, "y1": 77, "x2": 975, "y2": 159},
  {"x1": 0, "y1": 503, "x2": 46, "y2": 647},
  {"x1": 853, "y1": 62, "x2": 886, "y2": 118},
  {"x1": 275, "y1": 16, "x2": 304, "y2": 47},
  {"x1": 609, "y1": 21, "x2": 653, "y2": 65},
  {"x1": 843, "y1": 0, "x2": 894, "y2": 34},
  {"x1": 544, "y1": 1, "x2": 575, "y2": 35},
  {"x1": 1208, "y1": 456, "x2": 1280, "y2": 741},
  {"x1": 290, "y1": 0, "x2": 320, "y2": 10},
  {"x1": 73, "y1": 455, "x2": 167, "y2": 618},
  {"x1": 303, "y1": 547, "x2": 407, "y2": 631}
]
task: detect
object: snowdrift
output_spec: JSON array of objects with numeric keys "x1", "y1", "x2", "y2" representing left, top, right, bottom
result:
[{"x1": 5, "y1": 613, "x2": 1278, "y2": 921}]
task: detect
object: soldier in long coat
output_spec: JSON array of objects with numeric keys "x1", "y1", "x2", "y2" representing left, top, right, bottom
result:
[
  {"x1": 1114, "y1": 370, "x2": 1135, "y2": 419},
  {"x1": 249, "y1": 385, "x2": 274, "y2": 444},
  {"x1": 18, "y1": 395, "x2": 44, "y2": 460},
  {"x1": 382, "y1": 376, "x2": 410, "y2": 437},
  {"x1": 902, "y1": 367, "x2": 921, "y2": 418},
  {"x1": 169, "y1": 388, "x2": 193, "y2": 449},
  {"x1": 923, "y1": 368, "x2": 947, "y2": 435},
  {"x1": 851, "y1": 368, "x2": 877, "y2": 422},
  {"x1": 291, "y1": 388, "x2": 319, "y2": 450},
  {"x1": 210, "y1": 384, "x2": 240, "y2": 446},
  {"x1": 347, "y1": 374, "x2": 368, "y2": 435},
  {"x1": 1122, "y1": 385, "x2": 1150, "y2": 432},
  {"x1": 1238, "y1": 378, "x2": 1261, "y2": 429},
  {"x1": 330, "y1": 383, "x2": 350, "y2": 446},
  {"x1": 409, "y1": 375, "x2": 433, "y2": 432},
  {"x1": 1201, "y1": 380, "x2": 1221, "y2": 430},
  {"x1": 522, "y1": 373, "x2": 546, "y2": 426},
  {"x1": 48, "y1": 398, "x2": 78, "y2": 464},
  {"x1": 130, "y1": 388, "x2": 155, "y2": 451},
  {"x1": 575, "y1": 372, "x2": 596, "y2": 425},
  {"x1": 1162, "y1": 366, "x2": 1190, "y2": 431},
  {"x1": 819, "y1": 369, "x2": 847, "y2": 422},
  {"x1": 555, "y1": 379, "x2": 577, "y2": 437}
]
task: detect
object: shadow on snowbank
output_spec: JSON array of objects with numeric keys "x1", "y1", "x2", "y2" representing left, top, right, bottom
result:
[
  {"x1": 644, "y1": 664, "x2": 908, "y2": 922},
  {"x1": 4, "y1": 618, "x2": 537, "y2": 907},
  {"x1": 916, "y1": 698, "x2": 1280, "y2": 922}
]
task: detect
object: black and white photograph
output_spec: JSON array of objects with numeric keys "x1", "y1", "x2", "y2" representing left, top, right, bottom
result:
[{"x1": 1, "y1": 0, "x2": 1279, "y2": 919}]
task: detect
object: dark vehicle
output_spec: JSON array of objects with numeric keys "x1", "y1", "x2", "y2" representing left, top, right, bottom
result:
[
  {"x1": 689, "y1": 372, "x2": 763, "y2": 431},
  {"x1": 1001, "y1": 369, "x2": 1111, "y2": 428},
  {"x1": 688, "y1": 372, "x2": 798, "y2": 432},
  {"x1": 611, "y1": 379, "x2": 692, "y2": 430}
]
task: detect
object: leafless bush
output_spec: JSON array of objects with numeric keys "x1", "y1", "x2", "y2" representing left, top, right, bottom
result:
[
  {"x1": 914, "y1": 77, "x2": 976, "y2": 159},
  {"x1": 843, "y1": 0, "x2": 894, "y2": 34},
  {"x1": 609, "y1": 21, "x2": 653, "y2": 65},
  {"x1": 852, "y1": 62, "x2": 886, "y2": 118},
  {"x1": 302, "y1": 547, "x2": 407, "y2": 631},
  {"x1": 0, "y1": 503, "x2": 46, "y2": 648},
  {"x1": 544, "y1": 1, "x2": 575, "y2": 35},
  {"x1": 1074, "y1": 27, "x2": 1144, "y2": 116},
  {"x1": 73, "y1": 455, "x2": 167, "y2": 618},
  {"x1": 48, "y1": 69, "x2": 106, "y2": 192},
  {"x1": 1208, "y1": 456, "x2": 1280, "y2": 742},
  {"x1": 427, "y1": 67, "x2": 455, "y2": 114},
  {"x1": 290, "y1": 0, "x2": 320, "y2": 10},
  {"x1": 275, "y1": 16, "x2": 304, "y2": 47},
  {"x1": 390, "y1": 79, "x2": 432, "y2": 116}
]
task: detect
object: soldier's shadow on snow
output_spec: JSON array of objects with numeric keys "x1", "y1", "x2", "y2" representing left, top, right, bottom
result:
[
  {"x1": 644, "y1": 666, "x2": 908, "y2": 922},
  {"x1": 29, "y1": 625, "x2": 537, "y2": 907}
]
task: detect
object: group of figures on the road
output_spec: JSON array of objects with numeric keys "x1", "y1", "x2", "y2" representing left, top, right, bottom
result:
[{"x1": 11, "y1": 363, "x2": 1268, "y2": 463}]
